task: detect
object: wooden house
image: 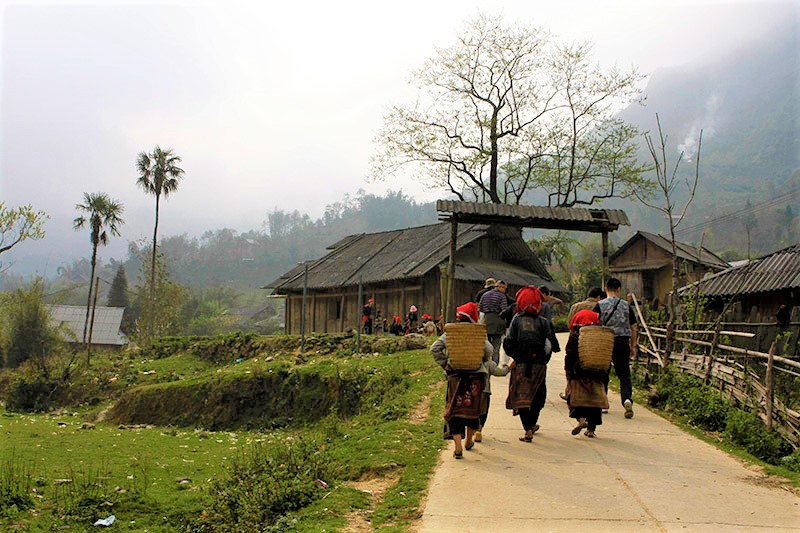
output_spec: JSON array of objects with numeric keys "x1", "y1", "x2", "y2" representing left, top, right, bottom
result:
[
  {"x1": 610, "y1": 231, "x2": 729, "y2": 305},
  {"x1": 681, "y1": 242, "x2": 800, "y2": 320},
  {"x1": 265, "y1": 223, "x2": 565, "y2": 334}
]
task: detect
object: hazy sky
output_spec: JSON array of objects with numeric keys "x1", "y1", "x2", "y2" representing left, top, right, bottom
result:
[{"x1": 1, "y1": 0, "x2": 796, "y2": 274}]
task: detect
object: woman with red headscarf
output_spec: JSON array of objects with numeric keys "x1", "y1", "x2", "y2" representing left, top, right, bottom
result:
[
  {"x1": 503, "y1": 286, "x2": 560, "y2": 442},
  {"x1": 431, "y1": 302, "x2": 509, "y2": 458},
  {"x1": 564, "y1": 309, "x2": 610, "y2": 437}
]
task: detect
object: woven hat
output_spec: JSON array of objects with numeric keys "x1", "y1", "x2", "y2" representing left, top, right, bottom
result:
[{"x1": 484, "y1": 277, "x2": 497, "y2": 288}]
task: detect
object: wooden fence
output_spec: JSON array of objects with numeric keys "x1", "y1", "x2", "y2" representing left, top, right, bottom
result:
[{"x1": 632, "y1": 298, "x2": 800, "y2": 448}]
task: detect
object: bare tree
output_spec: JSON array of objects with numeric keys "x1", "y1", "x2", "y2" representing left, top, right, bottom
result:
[
  {"x1": 372, "y1": 14, "x2": 648, "y2": 206},
  {"x1": 635, "y1": 114, "x2": 702, "y2": 361}
]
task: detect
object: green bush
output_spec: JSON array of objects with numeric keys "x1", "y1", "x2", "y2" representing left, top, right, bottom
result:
[
  {"x1": 4, "y1": 372, "x2": 59, "y2": 412},
  {"x1": 2, "y1": 280, "x2": 65, "y2": 369},
  {"x1": 652, "y1": 369, "x2": 792, "y2": 464},
  {"x1": 780, "y1": 448, "x2": 800, "y2": 472},
  {"x1": 202, "y1": 437, "x2": 333, "y2": 532},
  {"x1": 723, "y1": 410, "x2": 791, "y2": 464},
  {"x1": 551, "y1": 316, "x2": 569, "y2": 333}
]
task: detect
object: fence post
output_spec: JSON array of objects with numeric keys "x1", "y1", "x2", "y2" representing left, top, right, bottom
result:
[
  {"x1": 704, "y1": 322, "x2": 720, "y2": 385},
  {"x1": 765, "y1": 341, "x2": 776, "y2": 431}
]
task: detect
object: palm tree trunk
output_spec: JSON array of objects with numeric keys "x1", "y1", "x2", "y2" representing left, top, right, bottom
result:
[
  {"x1": 150, "y1": 193, "x2": 160, "y2": 304},
  {"x1": 83, "y1": 244, "x2": 98, "y2": 345}
]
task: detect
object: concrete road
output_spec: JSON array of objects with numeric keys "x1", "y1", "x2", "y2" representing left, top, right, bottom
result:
[{"x1": 419, "y1": 332, "x2": 800, "y2": 532}]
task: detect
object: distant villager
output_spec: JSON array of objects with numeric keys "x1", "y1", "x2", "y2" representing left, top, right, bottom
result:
[
  {"x1": 389, "y1": 315, "x2": 404, "y2": 336},
  {"x1": 479, "y1": 281, "x2": 508, "y2": 363},
  {"x1": 362, "y1": 298, "x2": 374, "y2": 334}
]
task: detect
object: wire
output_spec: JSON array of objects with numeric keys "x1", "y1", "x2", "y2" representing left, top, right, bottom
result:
[{"x1": 675, "y1": 187, "x2": 800, "y2": 236}]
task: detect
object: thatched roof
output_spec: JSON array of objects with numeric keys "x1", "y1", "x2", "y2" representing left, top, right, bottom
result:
[{"x1": 266, "y1": 223, "x2": 562, "y2": 293}]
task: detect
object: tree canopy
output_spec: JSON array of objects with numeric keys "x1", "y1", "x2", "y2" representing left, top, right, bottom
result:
[
  {"x1": 372, "y1": 14, "x2": 651, "y2": 206},
  {"x1": 0, "y1": 202, "x2": 48, "y2": 255}
]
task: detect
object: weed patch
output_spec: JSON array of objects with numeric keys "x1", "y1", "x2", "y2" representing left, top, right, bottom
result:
[{"x1": 649, "y1": 368, "x2": 794, "y2": 466}]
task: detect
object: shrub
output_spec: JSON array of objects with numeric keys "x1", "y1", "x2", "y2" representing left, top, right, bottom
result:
[
  {"x1": 4, "y1": 372, "x2": 60, "y2": 412},
  {"x1": 202, "y1": 437, "x2": 333, "y2": 531},
  {"x1": 723, "y1": 410, "x2": 791, "y2": 464},
  {"x1": 2, "y1": 279, "x2": 65, "y2": 370},
  {"x1": 551, "y1": 315, "x2": 569, "y2": 333},
  {"x1": 780, "y1": 448, "x2": 800, "y2": 472}
]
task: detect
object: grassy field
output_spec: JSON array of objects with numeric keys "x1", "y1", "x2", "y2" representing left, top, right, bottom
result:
[{"x1": 1, "y1": 339, "x2": 446, "y2": 531}]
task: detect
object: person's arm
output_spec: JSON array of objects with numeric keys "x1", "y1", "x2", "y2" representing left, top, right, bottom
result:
[
  {"x1": 502, "y1": 317, "x2": 519, "y2": 359},
  {"x1": 629, "y1": 306, "x2": 638, "y2": 356},
  {"x1": 431, "y1": 334, "x2": 449, "y2": 370}
]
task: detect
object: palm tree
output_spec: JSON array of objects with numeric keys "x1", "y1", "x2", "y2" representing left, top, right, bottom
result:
[
  {"x1": 73, "y1": 192, "x2": 125, "y2": 346},
  {"x1": 136, "y1": 146, "x2": 185, "y2": 302}
]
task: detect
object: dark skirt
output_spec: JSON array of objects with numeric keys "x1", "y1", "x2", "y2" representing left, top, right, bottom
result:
[
  {"x1": 506, "y1": 362, "x2": 547, "y2": 413},
  {"x1": 567, "y1": 377, "x2": 608, "y2": 425},
  {"x1": 443, "y1": 372, "x2": 485, "y2": 439}
]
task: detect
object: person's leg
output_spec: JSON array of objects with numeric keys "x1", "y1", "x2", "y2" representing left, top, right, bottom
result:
[
  {"x1": 612, "y1": 337, "x2": 633, "y2": 417},
  {"x1": 450, "y1": 418, "x2": 465, "y2": 457},
  {"x1": 488, "y1": 334, "x2": 502, "y2": 363},
  {"x1": 518, "y1": 409, "x2": 535, "y2": 441},
  {"x1": 476, "y1": 393, "x2": 490, "y2": 442}
]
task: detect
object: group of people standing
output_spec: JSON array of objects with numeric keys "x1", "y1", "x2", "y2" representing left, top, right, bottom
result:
[
  {"x1": 361, "y1": 299, "x2": 439, "y2": 336},
  {"x1": 433, "y1": 277, "x2": 638, "y2": 458}
]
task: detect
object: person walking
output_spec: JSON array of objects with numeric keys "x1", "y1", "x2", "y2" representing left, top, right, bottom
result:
[
  {"x1": 504, "y1": 286, "x2": 560, "y2": 442},
  {"x1": 479, "y1": 280, "x2": 508, "y2": 363},
  {"x1": 431, "y1": 302, "x2": 509, "y2": 458},
  {"x1": 593, "y1": 277, "x2": 638, "y2": 419},
  {"x1": 567, "y1": 287, "x2": 605, "y2": 324},
  {"x1": 474, "y1": 277, "x2": 496, "y2": 304},
  {"x1": 560, "y1": 287, "x2": 605, "y2": 401},
  {"x1": 565, "y1": 309, "x2": 610, "y2": 438},
  {"x1": 362, "y1": 298, "x2": 374, "y2": 334}
]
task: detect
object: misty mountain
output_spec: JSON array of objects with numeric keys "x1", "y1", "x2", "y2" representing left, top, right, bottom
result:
[{"x1": 615, "y1": 19, "x2": 800, "y2": 254}]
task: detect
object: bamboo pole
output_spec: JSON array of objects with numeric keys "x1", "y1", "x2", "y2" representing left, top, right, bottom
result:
[
  {"x1": 704, "y1": 321, "x2": 720, "y2": 385},
  {"x1": 766, "y1": 341, "x2": 776, "y2": 431},
  {"x1": 445, "y1": 216, "x2": 458, "y2": 323}
]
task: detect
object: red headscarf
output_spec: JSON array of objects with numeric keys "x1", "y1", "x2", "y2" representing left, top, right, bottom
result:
[
  {"x1": 569, "y1": 309, "x2": 600, "y2": 331},
  {"x1": 515, "y1": 286, "x2": 543, "y2": 315},
  {"x1": 456, "y1": 302, "x2": 479, "y2": 323}
]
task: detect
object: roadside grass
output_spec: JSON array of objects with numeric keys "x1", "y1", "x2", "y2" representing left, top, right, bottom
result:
[{"x1": 1, "y1": 344, "x2": 446, "y2": 531}]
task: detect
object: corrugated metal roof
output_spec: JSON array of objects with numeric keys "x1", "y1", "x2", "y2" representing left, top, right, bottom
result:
[
  {"x1": 455, "y1": 259, "x2": 568, "y2": 293},
  {"x1": 48, "y1": 305, "x2": 127, "y2": 346},
  {"x1": 610, "y1": 231, "x2": 729, "y2": 269},
  {"x1": 684, "y1": 242, "x2": 800, "y2": 296},
  {"x1": 266, "y1": 222, "x2": 554, "y2": 292},
  {"x1": 436, "y1": 200, "x2": 630, "y2": 231}
]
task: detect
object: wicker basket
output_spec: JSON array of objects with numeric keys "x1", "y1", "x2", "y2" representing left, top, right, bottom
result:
[
  {"x1": 445, "y1": 322, "x2": 487, "y2": 371},
  {"x1": 578, "y1": 326, "x2": 615, "y2": 371}
]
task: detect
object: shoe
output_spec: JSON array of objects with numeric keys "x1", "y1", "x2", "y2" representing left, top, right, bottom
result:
[
  {"x1": 519, "y1": 434, "x2": 533, "y2": 443},
  {"x1": 474, "y1": 431, "x2": 482, "y2": 443},
  {"x1": 559, "y1": 392, "x2": 568, "y2": 401},
  {"x1": 571, "y1": 419, "x2": 588, "y2": 435},
  {"x1": 602, "y1": 409, "x2": 609, "y2": 414},
  {"x1": 465, "y1": 441, "x2": 474, "y2": 451},
  {"x1": 453, "y1": 450, "x2": 463, "y2": 459},
  {"x1": 624, "y1": 399, "x2": 634, "y2": 419},
  {"x1": 531, "y1": 424, "x2": 540, "y2": 434},
  {"x1": 585, "y1": 430, "x2": 596, "y2": 438}
]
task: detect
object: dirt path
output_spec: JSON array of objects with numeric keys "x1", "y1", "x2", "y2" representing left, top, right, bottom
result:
[{"x1": 419, "y1": 332, "x2": 800, "y2": 532}]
